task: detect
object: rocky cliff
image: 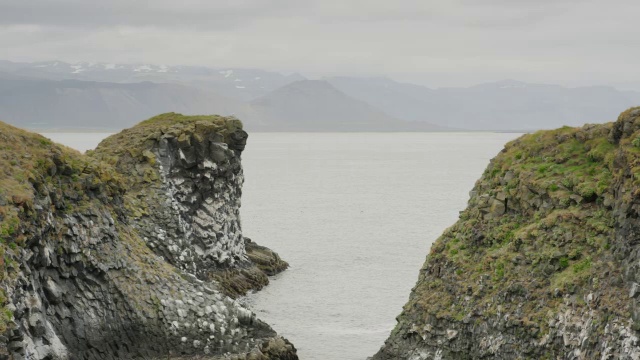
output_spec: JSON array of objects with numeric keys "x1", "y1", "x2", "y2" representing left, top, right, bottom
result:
[
  {"x1": 373, "y1": 107, "x2": 640, "y2": 359},
  {"x1": 0, "y1": 115, "x2": 296, "y2": 359},
  {"x1": 90, "y1": 113, "x2": 288, "y2": 297}
]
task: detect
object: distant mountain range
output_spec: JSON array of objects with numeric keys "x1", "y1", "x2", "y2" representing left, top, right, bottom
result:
[
  {"x1": 0, "y1": 72, "x2": 244, "y2": 130},
  {"x1": 0, "y1": 60, "x2": 638, "y2": 132},
  {"x1": 0, "y1": 60, "x2": 303, "y2": 101},
  {"x1": 325, "y1": 77, "x2": 640, "y2": 130},
  {"x1": 248, "y1": 80, "x2": 440, "y2": 131}
]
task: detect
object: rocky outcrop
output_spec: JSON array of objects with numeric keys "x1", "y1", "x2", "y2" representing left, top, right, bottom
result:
[
  {"x1": 373, "y1": 107, "x2": 640, "y2": 359},
  {"x1": 0, "y1": 115, "x2": 296, "y2": 359},
  {"x1": 91, "y1": 113, "x2": 287, "y2": 297}
]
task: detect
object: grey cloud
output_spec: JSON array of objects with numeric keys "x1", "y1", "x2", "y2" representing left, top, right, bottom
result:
[
  {"x1": 0, "y1": 0, "x2": 639, "y2": 88},
  {"x1": 0, "y1": 0, "x2": 586, "y2": 28},
  {"x1": 0, "y1": 0, "x2": 301, "y2": 29}
]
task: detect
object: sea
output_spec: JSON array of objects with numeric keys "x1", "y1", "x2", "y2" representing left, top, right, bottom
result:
[{"x1": 41, "y1": 132, "x2": 522, "y2": 360}]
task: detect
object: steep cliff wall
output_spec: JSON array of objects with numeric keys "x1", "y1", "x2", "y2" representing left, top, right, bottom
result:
[
  {"x1": 0, "y1": 118, "x2": 296, "y2": 359},
  {"x1": 374, "y1": 108, "x2": 640, "y2": 359},
  {"x1": 91, "y1": 113, "x2": 288, "y2": 297}
]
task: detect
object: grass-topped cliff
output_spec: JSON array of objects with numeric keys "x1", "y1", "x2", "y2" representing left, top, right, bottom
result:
[
  {"x1": 0, "y1": 122, "x2": 123, "y2": 338},
  {"x1": 89, "y1": 112, "x2": 246, "y2": 221},
  {"x1": 374, "y1": 107, "x2": 640, "y2": 359},
  {"x1": 0, "y1": 115, "x2": 296, "y2": 359},
  {"x1": 91, "y1": 112, "x2": 287, "y2": 297},
  {"x1": 91, "y1": 112, "x2": 244, "y2": 159}
]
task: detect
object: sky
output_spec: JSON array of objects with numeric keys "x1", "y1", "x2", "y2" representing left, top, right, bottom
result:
[{"x1": 1, "y1": 0, "x2": 639, "y2": 88}]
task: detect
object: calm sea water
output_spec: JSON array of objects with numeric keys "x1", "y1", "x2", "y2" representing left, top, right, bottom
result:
[
  {"x1": 40, "y1": 133, "x2": 115, "y2": 153},
  {"x1": 41, "y1": 132, "x2": 521, "y2": 360}
]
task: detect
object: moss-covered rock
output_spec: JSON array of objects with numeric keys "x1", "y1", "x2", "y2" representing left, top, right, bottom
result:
[
  {"x1": 0, "y1": 117, "x2": 295, "y2": 359},
  {"x1": 374, "y1": 107, "x2": 640, "y2": 359}
]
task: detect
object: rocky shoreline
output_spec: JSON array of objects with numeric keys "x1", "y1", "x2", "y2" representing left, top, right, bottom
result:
[{"x1": 0, "y1": 113, "x2": 297, "y2": 359}]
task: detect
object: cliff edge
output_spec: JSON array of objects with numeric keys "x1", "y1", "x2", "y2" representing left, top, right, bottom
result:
[
  {"x1": 0, "y1": 115, "x2": 296, "y2": 359},
  {"x1": 373, "y1": 107, "x2": 640, "y2": 359}
]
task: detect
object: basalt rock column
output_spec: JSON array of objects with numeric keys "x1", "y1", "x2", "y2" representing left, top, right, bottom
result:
[{"x1": 92, "y1": 113, "x2": 288, "y2": 295}]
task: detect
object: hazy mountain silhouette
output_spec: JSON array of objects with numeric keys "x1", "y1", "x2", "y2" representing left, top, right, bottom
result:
[
  {"x1": 0, "y1": 72, "x2": 245, "y2": 130},
  {"x1": 0, "y1": 60, "x2": 305, "y2": 101},
  {"x1": 326, "y1": 77, "x2": 640, "y2": 130},
  {"x1": 1, "y1": 60, "x2": 639, "y2": 132},
  {"x1": 246, "y1": 80, "x2": 443, "y2": 131},
  {"x1": 0, "y1": 73, "x2": 439, "y2": 131}
]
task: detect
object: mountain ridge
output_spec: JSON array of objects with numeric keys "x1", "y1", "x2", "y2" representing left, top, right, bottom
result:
[
  {"x1": 1, "y1": 59, "x2": 639, "y2": 132},
  {"x1": 247, "y1": 79, "x2": 444, "y2": 131},
  {"x1": 326, "y1": 76, "x2": 640, "y2": 131}
]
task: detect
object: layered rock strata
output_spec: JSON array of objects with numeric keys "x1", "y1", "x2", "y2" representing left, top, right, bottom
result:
[
  {"x1": 0, "y1": 115, "x2": 296, "y2": 359},
  {"x1": 374, "y1": 108, "x2": 640, "y2": 359}
]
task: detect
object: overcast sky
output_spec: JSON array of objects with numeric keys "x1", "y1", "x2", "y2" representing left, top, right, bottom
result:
[{"x1": 1, "y1": 0, "x2": 639, "y2": 87}]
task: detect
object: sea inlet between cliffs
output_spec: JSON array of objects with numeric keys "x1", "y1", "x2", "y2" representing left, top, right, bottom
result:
[{"x1": 42, "y1": 131, "x2": 520, "y2": 360}]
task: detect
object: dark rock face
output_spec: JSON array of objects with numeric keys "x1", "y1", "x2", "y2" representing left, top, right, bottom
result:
[
  {"x1": 373, "y1": 108, "x2": 640, "y2": 359},
  {"x1": 228, "y1": 129, "x2": 249, "y2": 152},
  {"x1": 245, "y1": 238, "x2": 289, "y2": 276},
  {"x1": 609, "y1": 107, "x2": 640, "y2": 144},
  {"x1": 129, "y1": 127, "x2": 247, "y2": 274},
  {"x1": 0, "y1": 116, "x2": 296, "y2": 359},
  {"x1": 93, "y1": 114, "x2": 288, "y2": 296}
]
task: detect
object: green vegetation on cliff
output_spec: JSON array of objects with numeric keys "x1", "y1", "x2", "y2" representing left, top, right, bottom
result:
[
  {"x1": 0, "y1": 121, "x2": 124, "y2": 334},
  {"x1": 0, "y1": 115, "x2": 295, "y2": 359},
  {"x1": 91, "y1": 112, "x2": 285, "y2": 298},
  {"x1": 91, "y1": 112, "x2": 242, "y2": 160},
  {"x1": 90, "y1": 113, "x2": 244, "y2": 216},
  {"x1": 377, "y1": 107, "x2": 640, "y2": 359},
  {"x1": 414, "y1": 120, "x2": 623, "y2": 325}
]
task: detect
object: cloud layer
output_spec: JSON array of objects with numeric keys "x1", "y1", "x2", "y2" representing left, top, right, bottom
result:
[{"x1": 1, "y1": 0, "x2": 638, "y2": 87}]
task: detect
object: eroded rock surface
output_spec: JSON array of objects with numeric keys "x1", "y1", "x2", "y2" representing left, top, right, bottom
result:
[
  {"x1": 373, "y1": 108, "x2": 640, "y2": 359},
  {"x1": 0, "y1": 115, "x2": 296, "y2": 359}
]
